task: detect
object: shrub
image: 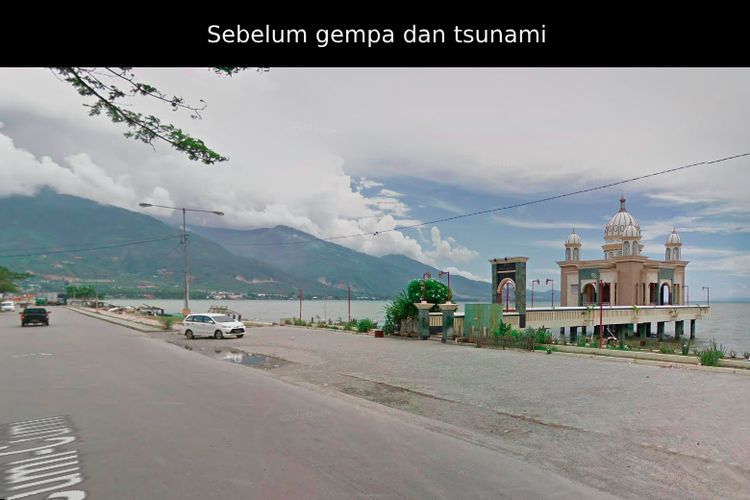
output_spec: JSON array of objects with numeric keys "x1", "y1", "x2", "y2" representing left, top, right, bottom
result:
[
  {"x1": 681, "y1": 341, "x2": 691, "y2": 356},
  {"x1": 161, "y1": 316, "x2": 175, "y2": 330},
  {"x1": 696, "y1": 339, "x2": 726, "y2": 366},
  {"x1": 659, "y1": 344, "x2": 675, "y2": 354},
  {"x1": 357, "y1": 318, "x2": 375, "y2": 333},
  {"x1": 577, "y1": 335, "x2": 586, "y2": 347},
  {"x1": 534, "y1": 328, "x2": 552, "y2": 345}
]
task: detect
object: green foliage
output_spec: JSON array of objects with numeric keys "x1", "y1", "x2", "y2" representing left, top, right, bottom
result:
[
  {"x1": 659, "y1": 344, "x2": 676, "y2": 354},
  {"x1": 384, "y1": 290, "x2": 415, "y2": 334},
  {"x1": 52, "y1": 67, "x2": 233, "y2": 164},
  {"x1": 696, "y1": 339, "x2": 726, "y2": 366},
  {"x1": 577, "y1": 335, "x2": 586, "y2": 347},
  {"x1": 0, "y1": 266, "x2": 31, "y2": 293},
  {"x1": 534, "y1": 328, "x2": 552, "y2": 345},
  {"x1": 357, "y1": 318, "x2": 376, "y2": 333},
  {"x1": 160, "y1": 316, "x2": 175, "y2": 330},
  {"x1": 406, "y1": 279, "x2": 450, "y2": 307},
  {"x1": 66, "y1": 285, "x2": 98, "y2": 299},
  {"x1": 681, "y1": 341, "x2": 691, "y2": 356}
]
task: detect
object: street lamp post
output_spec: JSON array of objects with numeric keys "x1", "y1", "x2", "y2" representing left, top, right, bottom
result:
[
  {"x1": 531, "y1": 279, "x2": 540, "y2": 308},
  {"x1": 139, "y1": 203, "x2": 224, "y2": 315},
  {"x1": 592, "y1": 272, "x2": 603, "y2": 349},
  {"x1": 546, "y1": 278, "x2": 555, "y2": 308},
  {"x1": 421, "y1": 272, "x2": 432, "y2": 302},
  {"x1": 702, "y1": 286, "x2": 710, "y2": 306},
  {"x1": 438, "y1": 271, "x2": 451, "y2": 303}
]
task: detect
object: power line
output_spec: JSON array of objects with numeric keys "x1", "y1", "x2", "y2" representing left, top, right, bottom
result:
[
  {"x1": 0, "y1": 235, "x2": 182, "y2": 259},
  {"x1": 228, "y1": 151, "x2": 750, "y2": 247}
]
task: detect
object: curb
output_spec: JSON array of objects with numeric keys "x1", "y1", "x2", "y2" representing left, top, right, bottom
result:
[{"x1": 67, "y1": 306, "x2": 169, "y2": 334}]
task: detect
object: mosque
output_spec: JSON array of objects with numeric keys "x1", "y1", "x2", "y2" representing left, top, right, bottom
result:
[{"x1": 558, "y1": 195, "x2": 687, "y2": 307}]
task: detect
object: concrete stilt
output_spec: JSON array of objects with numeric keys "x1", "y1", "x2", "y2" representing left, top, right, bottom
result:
[
  {"x1": 675, "y1": 320, "x2": 684, "y2": 340},
  {"x1": 657, "y1": 321, "x2": 665, "y2": 341},
  {"x1": 690, "y1": 319, "x2": 696, "y2": 340}
]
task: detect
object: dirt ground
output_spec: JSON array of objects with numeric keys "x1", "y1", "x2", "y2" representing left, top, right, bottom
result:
[{"x1": 147, "y1": 324, "x2": 750, "y2": 499}]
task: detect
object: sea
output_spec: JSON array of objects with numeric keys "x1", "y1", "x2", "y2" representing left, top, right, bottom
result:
[{"x1": 108, "y1": 299, "x2": 750, "y2": 355}]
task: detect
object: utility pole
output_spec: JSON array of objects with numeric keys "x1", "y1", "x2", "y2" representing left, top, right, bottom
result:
[{"x1": 139, "y1": 203, "x2": 224, "y2": 316}]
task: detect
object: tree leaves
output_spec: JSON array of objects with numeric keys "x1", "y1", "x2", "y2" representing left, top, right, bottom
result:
[{"x1": 51, "y1": 67, "x2": 246, "y2": 164}]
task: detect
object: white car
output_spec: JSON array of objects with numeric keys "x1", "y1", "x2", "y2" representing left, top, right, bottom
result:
[
  {"x1": 182, "y1": 313, "x2": 245, "y2": 339},
  {"x1": 1, "y1": 301, "x2": 16, "y2": 312}
]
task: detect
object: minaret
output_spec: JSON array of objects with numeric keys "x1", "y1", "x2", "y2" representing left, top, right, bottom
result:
[
  {"x1": 564, "y1": 230, "x2": 582, "y2": 261},
  {"x1": 665, "y1": 227, "x2": 682, "y2": 261}
]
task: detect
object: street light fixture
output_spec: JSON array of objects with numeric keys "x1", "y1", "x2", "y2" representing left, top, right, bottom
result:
[
  {"x1": 531, "y1": 279, "x2": 540, "y2": 308},
  {"x1": 545, "y1": 278, "x2": 555, "y2": 309},
  {"x1": 591, "y1": 272, "x2": 603, "y2": 349},
  {"x1": 421, "y1": 272, "x2": 432, "y2": 302},
  {"x1": 438, "y1": 271, "x2": 452, "y2": 303},
  {"x1": 138, "y1": 202, "x2": 224, "y2": 315}
]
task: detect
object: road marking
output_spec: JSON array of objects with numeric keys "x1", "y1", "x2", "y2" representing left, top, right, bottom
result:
[
  {"x1": 0, "y1": 416, "x2": 87, "y2": 499},
  {"x1": 11, "y1": 353, "x2": 53, "y2": 358}
]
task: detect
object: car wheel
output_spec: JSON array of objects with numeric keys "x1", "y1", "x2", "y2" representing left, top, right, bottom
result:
[
  {"x1": 236, "y1": 335, "x2": 244, "y2": 339},
  {"x1": 214, "y1": 330, "x2": 224, "y2": 340},
  {"x1": 185, "y1": 329, "x2": 194, "y2": 339},
  {"x1": 44, "y1": 321, "x2": 49, "y2": 326}
]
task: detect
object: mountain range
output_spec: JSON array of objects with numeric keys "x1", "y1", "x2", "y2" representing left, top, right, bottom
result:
[{"x1": 0, "y1": 190, "x2": 496, "y2": 300}]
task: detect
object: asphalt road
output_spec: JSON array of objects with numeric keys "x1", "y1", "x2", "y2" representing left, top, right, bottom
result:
[{"x1": 0, "y1": 308, "x2": 613, "y2": 499}]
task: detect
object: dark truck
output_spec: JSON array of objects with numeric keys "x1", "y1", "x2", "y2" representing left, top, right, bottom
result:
[{"x1": 21, "y1": 307, "x2": 50, "y2": 327}]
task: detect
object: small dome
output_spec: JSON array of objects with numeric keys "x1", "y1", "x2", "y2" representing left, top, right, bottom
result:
[
  {"x1": 565, "y1": 231, "x2": 581, "y2": 245},
  {"x1": 666, "y1": 227, "x2": 681, "y2": 245},
  {"x1": 622, "y1": 224, "x2": 640, "y2": 238},
  {"x1": 604, "y1": 195, "x2": 640, "y2": 240}
]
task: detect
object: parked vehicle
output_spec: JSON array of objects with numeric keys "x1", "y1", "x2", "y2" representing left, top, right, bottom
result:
[
  {"x1": 21, "y1": 307, "x2": 50, "y2": 327},
  {"x1": 182, "y1": 313, "x2": 245, "y2": 339},
  {"x1": 1, "y1": 301, "x2": 15, "y2": 312}
]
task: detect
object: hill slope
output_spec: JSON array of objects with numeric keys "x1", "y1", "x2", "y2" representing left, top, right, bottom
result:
[{"x1": 192, "y1": 225, "x2": 490, "y2": 299}]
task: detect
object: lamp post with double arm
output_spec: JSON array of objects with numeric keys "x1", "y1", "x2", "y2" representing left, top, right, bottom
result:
[
  {"x1": 139, "y1": 203, "x2": 224, "y2": 315},
  {"x1": 546, "y1": 278, "x2": 555, "y2": 309},
  {"x1": 531, "y1": 279, "x2": 540, "y2": 308}
]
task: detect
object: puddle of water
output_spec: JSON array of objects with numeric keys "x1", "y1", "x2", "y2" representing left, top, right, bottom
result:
[{"x1": 211, "y1": 349, "x2": 285, "y2": 369}]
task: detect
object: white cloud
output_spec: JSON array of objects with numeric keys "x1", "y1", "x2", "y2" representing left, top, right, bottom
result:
[
  {"x1": 377, "y1": 188, "x2": 402, "y2": 197},
  {"x1": 423, "y1": 227, "x2": 479, "y2": 264},
  {"x1": 442, "y1": 266, "x2": 491, "y2": 283},
  {"x1": 493, "y1": 215, "x2": 599, "y2": 230}
]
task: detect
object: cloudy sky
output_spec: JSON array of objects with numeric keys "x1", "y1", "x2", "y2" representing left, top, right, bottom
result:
[{"x1": 1, "y1": 68, "x2": 748, "y2": 299}]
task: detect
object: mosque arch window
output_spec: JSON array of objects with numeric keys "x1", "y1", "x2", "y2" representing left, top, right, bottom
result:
[
  {"x1": 623, "y1": 241, "x2": 631, "y2": 255},
  {"x1": 665, "y1": 248, "x2": 671, "y2": 260},
  {"x1": 573, "y1": 248, "x2": 579, "y2": 261},
  {"x1": 566, "y1": 248, "x2": 571, "y2": 260},
  {"x1": 674, "y1": 248, "x2": 679, "y2": 260}
]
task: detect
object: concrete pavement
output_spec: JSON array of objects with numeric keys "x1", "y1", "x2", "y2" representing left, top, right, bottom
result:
[{"x1": 0, "y1": 308, "x2": 612, "y2": 499}]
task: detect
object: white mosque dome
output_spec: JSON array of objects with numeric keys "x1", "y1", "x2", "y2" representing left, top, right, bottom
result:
[
  {"x1": 666, "y1": 228, "x2": 681, "y2": 245},
  {"x1": 565, "y1": 231, "x2": 581, "y2": 245},
  {"x1": 605, "y1": 195, "x2": 640, "y2": 240},
  {"x1": 622, "y1": 224, "x2": 640, "y2": 239}
]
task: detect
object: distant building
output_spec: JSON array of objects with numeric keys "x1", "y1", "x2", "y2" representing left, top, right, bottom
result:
[{"x1": 558, "y1": 196, "x2": 686, "y2": 306}]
